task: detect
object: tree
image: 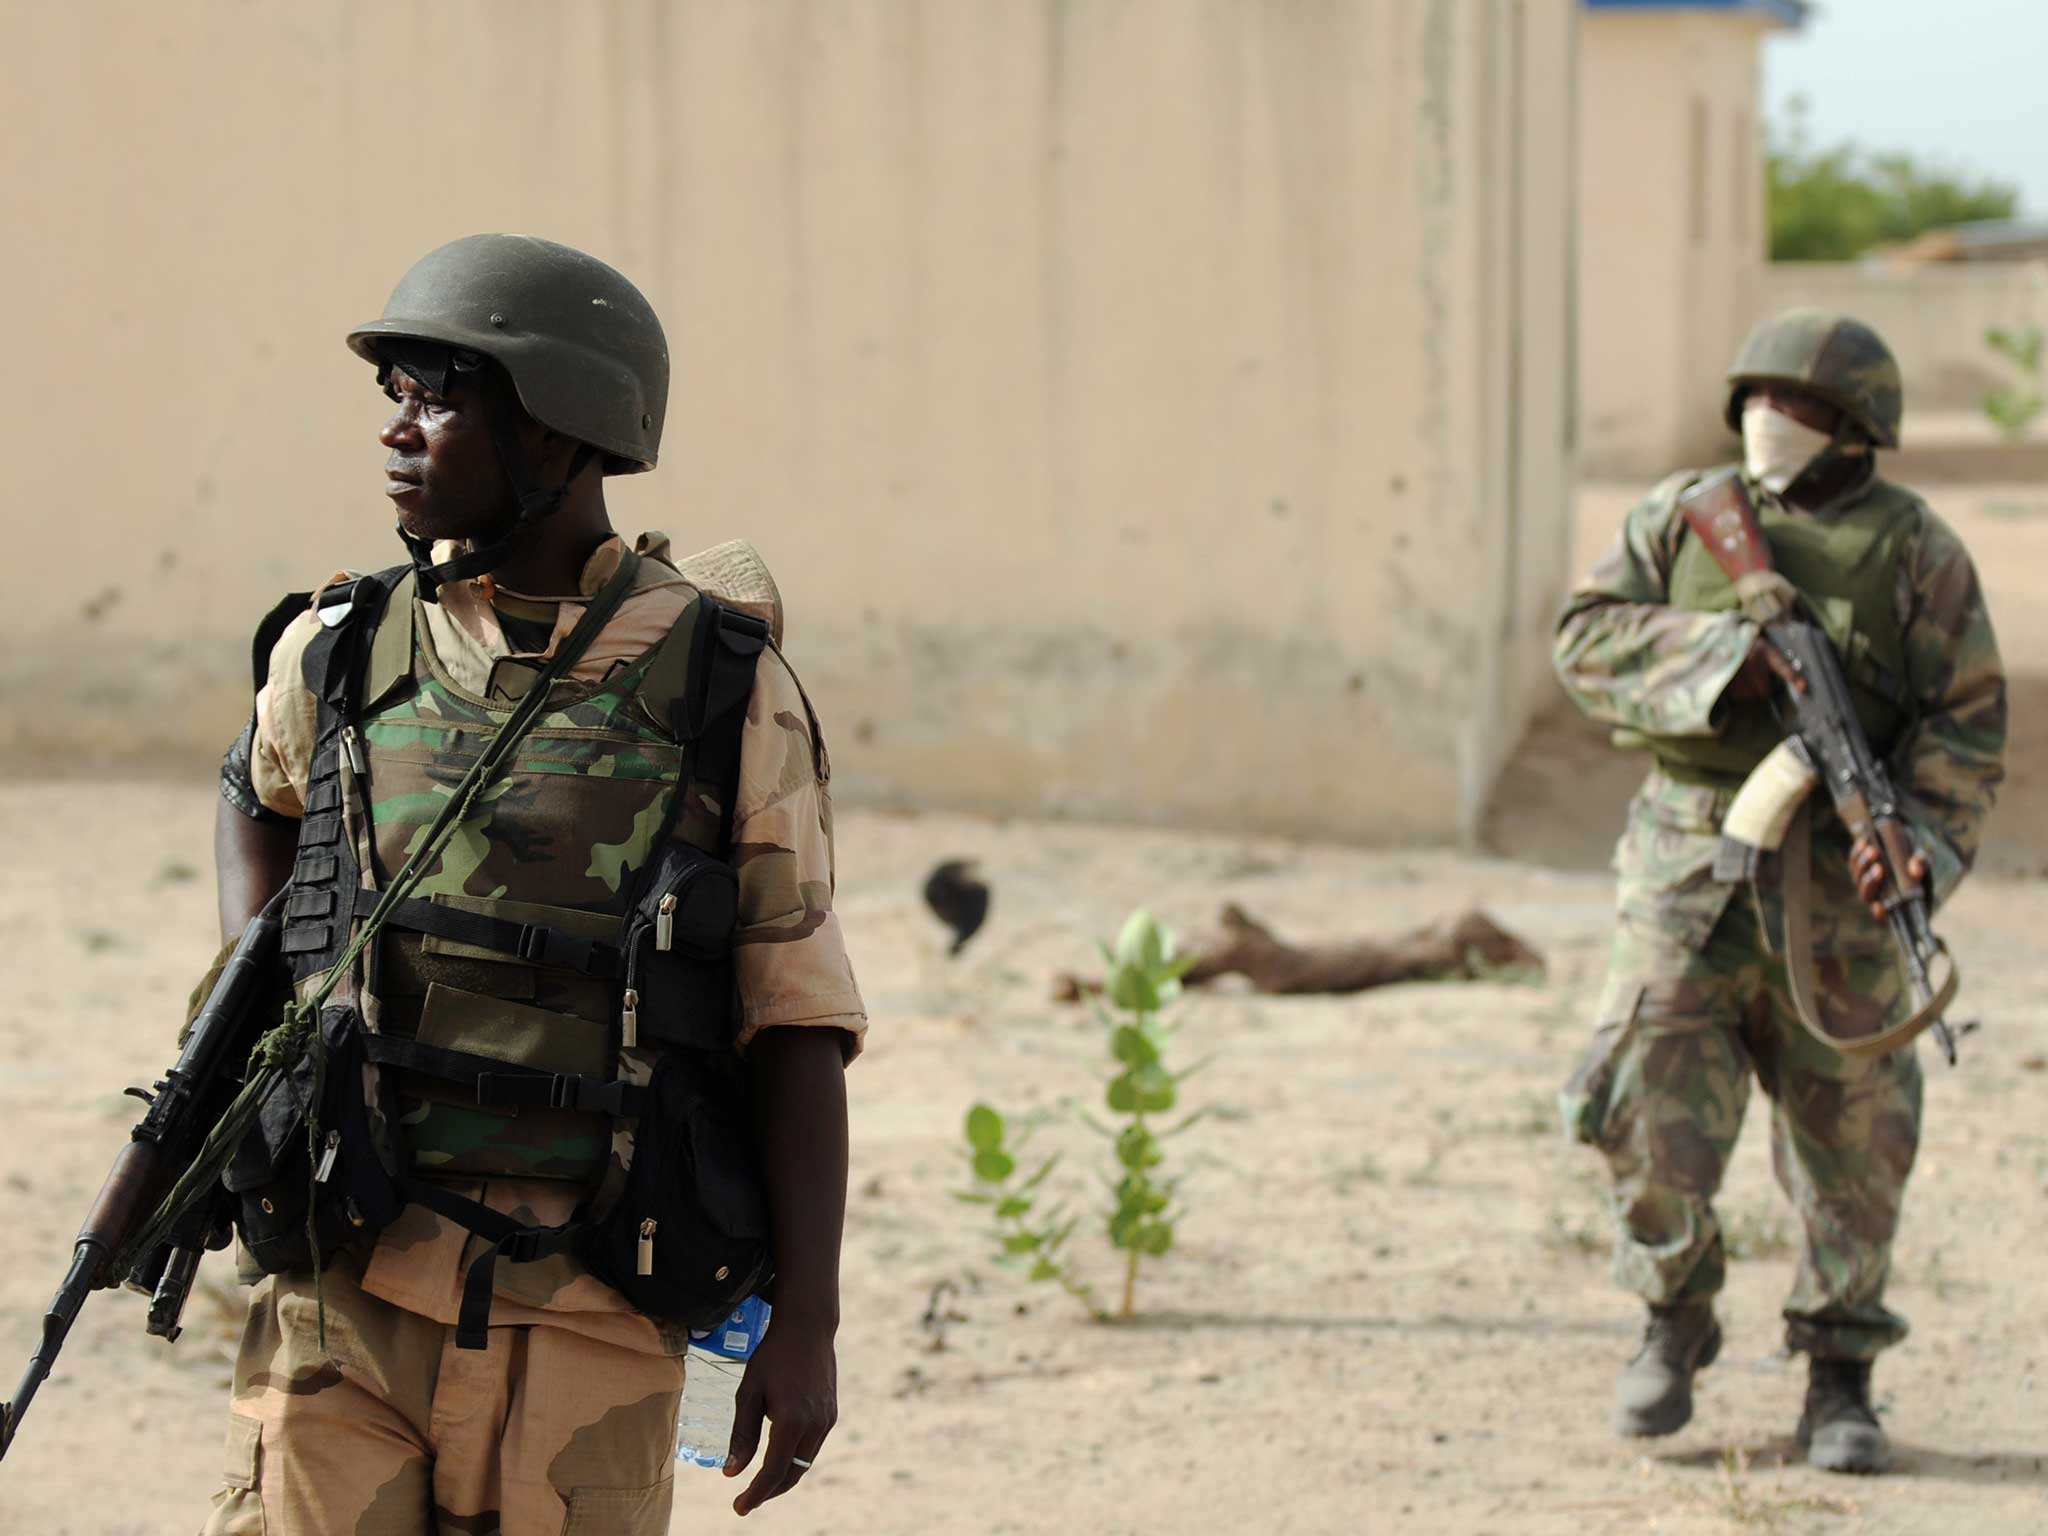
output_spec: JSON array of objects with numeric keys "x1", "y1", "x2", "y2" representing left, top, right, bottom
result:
[{"x1": 1768, "y1": 97, "x2": 2020, "y2": 262}]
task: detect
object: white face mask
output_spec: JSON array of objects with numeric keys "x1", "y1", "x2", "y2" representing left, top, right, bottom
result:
[{"x1": 1741, "y1": 397, "x2": 1835, "y2": 495}]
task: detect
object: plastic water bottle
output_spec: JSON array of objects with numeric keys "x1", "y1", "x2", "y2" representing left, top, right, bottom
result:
[{"x1": 676, "y1": 1296, "x2": 772, "y2": 1469}]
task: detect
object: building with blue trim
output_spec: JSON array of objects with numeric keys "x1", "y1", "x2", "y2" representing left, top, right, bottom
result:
[{"x1": 1585, "y1": 0, "x2": 1809, "y2": 26}]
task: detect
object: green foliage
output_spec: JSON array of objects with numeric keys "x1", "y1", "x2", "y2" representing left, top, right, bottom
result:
[
  {"x1": 1983, "y1": 323, "x2": 2045, "y2": 439},
  {"x1": 1768, "y1": 98, "x2": 2019, "y2": 262},
  {"x1": 1092, "y1": 910, "x2": 1204, "y2": 1318},
  {"x1": 958, "y1": 908, "x2": 1212, "y2": 1321},
  {"x1": 955, "y1": 1104, "x2": 1105, "y2": 1319}
]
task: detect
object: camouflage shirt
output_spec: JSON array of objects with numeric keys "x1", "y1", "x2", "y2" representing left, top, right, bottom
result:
[
  {"x1": 1554, "y1": 468, "x2": 2006, "y2": 940},
  {"x1": 250, "y1": 531, "x2": 865, "y2": 1353}
]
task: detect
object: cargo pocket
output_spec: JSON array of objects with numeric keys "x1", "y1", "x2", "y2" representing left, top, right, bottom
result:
[
  {"x1": 200, "y1": 1412, "x2": 266, "y2": 1534},
  {"x1": 560, "y1": 1476, "x2": 674, "y2": 1536},
  {"x1": 1559, "y1": 985, "x2": 1642, "y2": 1150}
]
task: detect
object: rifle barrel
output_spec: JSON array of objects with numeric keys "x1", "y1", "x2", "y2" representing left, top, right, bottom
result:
[{"x1": 1, "y1": 1243, "x2": 104, "y2": 1464}]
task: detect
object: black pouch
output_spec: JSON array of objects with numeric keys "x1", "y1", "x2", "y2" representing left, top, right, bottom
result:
[
  {"x1": 225, "y1": 1005, "x2": 401, "y2": 1274},
  {"x1": 574, "y1": 1048, "x2": 772, "y2": 1328},
  {"x1": 619, "y1": 841, "x2": 740, "y2": 1050}
]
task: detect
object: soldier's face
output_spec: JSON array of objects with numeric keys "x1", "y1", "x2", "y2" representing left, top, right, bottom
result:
[{"x1": 378, "y1": 364, "x2": 523, "y2": 542}]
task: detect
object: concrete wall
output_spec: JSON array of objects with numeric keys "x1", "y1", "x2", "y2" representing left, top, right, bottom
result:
[
  {"x1": 1578, "y1": 8, "x2": 1772, "y2": 477},
  {"x1": 1763, "y1": 261, "x2": 2048, "y2": 414},
  {"x1": 0, "y1": 0, "x2": 1576, "y2": 845}
]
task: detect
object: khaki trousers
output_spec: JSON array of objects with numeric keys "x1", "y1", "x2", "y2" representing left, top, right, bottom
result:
[{"x1": 198, "y1": 1259, "x2": 685, "y2": 1536}]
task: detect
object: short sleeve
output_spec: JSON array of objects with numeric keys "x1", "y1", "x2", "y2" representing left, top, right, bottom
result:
[
  {"x1": 249, "y1": 608, "x2": 327, "y2": 818},
  {"x1": 728, "y1": 649, "x2": 866, "y2": 1057}
]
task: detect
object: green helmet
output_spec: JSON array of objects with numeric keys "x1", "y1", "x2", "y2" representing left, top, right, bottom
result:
[
  {"x1": 347, "y1": 233, "x2": 668, "y2": 472},
  {"x1": 1724, "y1": 308, "x2": 1903, "y2": 449}
]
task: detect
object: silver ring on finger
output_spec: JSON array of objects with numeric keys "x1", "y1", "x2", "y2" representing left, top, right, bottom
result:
[{"x1": 791, "y1": 1457, "x2": 814, "y2": 1469}]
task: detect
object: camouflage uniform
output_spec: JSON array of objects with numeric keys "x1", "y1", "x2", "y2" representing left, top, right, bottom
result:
[
  {"x1": 201, "y1": 532, "x2": 864, "y2": 1535},
  {"x1": 1555, "y1": 469, "x2": 2005, "y2": 1361}
]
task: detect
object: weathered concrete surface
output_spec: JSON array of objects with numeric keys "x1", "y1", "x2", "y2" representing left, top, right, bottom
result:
[{"x1": 0, "y1": 0, "x2": 1575, "y2": 845}]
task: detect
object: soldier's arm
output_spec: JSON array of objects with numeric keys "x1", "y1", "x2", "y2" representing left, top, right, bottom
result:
[
  {"x1": 723, "y1": 649, "x2": 862, "y2": 1512},
  {"x1": 1553, "y1": 478, "x2": 1757, "y2": 737},
  {"x1": 1890, "y1": 509, "x2": 2007, "y2": 907},
  {"x1": 215, "y1": 794, "x2": 297, "y2": 942}
]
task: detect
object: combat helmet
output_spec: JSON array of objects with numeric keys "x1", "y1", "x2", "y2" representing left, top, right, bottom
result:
[
  {"x1": 350, "y1": 233, "x2": 668, "y2": 470},
  {"x1": 348, "y1": 235, "x2": 669, "y2": 596},
  {"x1": 1724, "y1": 308, "x2": 1903, "y2": 449}
]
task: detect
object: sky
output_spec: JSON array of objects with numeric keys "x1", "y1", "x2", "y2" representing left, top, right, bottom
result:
[{"x1": 1765, "y1": 0, "x2": 2048, "y2": 216}]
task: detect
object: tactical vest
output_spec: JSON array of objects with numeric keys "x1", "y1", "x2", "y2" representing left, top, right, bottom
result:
[
  {"x1": 237, "y1": 557, "x2": 774, "y2": 1343},
  {"x1": 1648, "y1": 474, "x2": 1922, "y2": 785}
]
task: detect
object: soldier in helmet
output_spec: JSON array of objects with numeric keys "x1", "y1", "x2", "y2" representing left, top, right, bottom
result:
[
  {"x1": 205, "y1": 235, "x2": 864, "y2": 1531},
  {"x1": 1553, "y1": 310, "x2": 2006, "y2": 1472}
]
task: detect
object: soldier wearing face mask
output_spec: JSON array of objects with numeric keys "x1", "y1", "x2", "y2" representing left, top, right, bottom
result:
[{"x1": 1550, "y1": 310, "x2": 2006, "y2": 1474}]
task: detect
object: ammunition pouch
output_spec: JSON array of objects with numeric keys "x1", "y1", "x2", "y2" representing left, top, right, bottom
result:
[{"x1": 225, "y1": 1005, "x2": 403, "y2": 1276}]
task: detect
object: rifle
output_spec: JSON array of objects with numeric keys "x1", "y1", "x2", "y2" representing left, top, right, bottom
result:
[
  {"x1": 1678, "y1": 469, "x2": 1962, "y2": 1064},
  {"x1": 0, "y1": 891, "x2": 284, "y2": 1464}
]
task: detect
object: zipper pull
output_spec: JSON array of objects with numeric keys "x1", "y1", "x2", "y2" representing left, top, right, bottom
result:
[
  {"x1": 622, "y1": 988, "x2": 639, "y2": 1049},
  {"x1": 637, "y1": 1217, "x2": 657, "y2": 1277},
  {"x1": 656, "y1": 893, "x2": 678, "y2": 952},
  {"x1": 341, "y1": 725, "x2": 368, "y2": 777},
  {"x1": 314, "y1": 1129, "x2": 341, "y2": 1184}
]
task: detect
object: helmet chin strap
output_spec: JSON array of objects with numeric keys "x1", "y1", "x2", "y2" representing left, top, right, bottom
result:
[{"x1": 399, "y1": 392, "x2": 601, "y2": 602}]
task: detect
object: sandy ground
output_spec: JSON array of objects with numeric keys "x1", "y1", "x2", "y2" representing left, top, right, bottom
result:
[{"x1": 1, "y1": 483, "x2": 2044, "y2": 1536}]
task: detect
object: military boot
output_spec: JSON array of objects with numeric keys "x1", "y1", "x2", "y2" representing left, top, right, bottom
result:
[
  {"x1": 1797, "y1": 1358, "x2": 1890, "y2": 1474},
  {"x1": 1613, "y1": 1302, "x2": 1721, "y2": 1437}
]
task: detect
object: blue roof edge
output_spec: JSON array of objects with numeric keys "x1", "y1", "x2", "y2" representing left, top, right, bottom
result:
[{"x1": 1583, "y1": 0, "x2": 1808, "y2": 29}]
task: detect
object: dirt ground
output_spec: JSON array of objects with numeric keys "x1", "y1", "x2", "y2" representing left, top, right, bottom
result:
[{"x1": 1, "y1": 484, "x2": 2043, "y2": 1536}]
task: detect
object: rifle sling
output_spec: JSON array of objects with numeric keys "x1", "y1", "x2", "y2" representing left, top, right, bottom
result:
[{"x1": 1777, "y1": 803, "x2": 1960, "y2": 1058}]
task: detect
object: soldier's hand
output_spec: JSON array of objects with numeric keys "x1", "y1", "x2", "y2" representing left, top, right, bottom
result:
[
  {"x1": 1850, "y1": 830, "x2": 1929, "y2": 921},
  {"x1": 725, "y1": 1309, "x2": 838, "y2": 1516},
  {"x1": 1727, "y1": 633, "x2": 1806, "y2": 703}
]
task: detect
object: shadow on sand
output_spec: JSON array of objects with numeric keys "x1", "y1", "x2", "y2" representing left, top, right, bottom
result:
[
  {"x1": 1657, "y1": 1437, "x2": 2048, "y2": 1488},
  {"x1": 1116, "y1": 1308, "x2": 1620, "y2": 1341}
]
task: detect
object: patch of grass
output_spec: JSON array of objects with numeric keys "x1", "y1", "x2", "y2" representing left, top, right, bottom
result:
[
  {"x1": 1706, "y1": 1446, "x2": 1859, "y2": 1530},
  {"x1": 1495, "y1": 1091, "x2": 1558, "y2": 1139},
  {"x1": 1723, "y1": 1206, "x2": 1795, "y2": 1263},
  {"x1": 1539, "y1": 1204, "x2": 1607, "y2": 1258},
  {"x1": 77, "y1": 928, "x2": 122, "y2": 953},
  {"x1": 1332, "y1": 1154, "x2": 1385, "y2": 1192}
]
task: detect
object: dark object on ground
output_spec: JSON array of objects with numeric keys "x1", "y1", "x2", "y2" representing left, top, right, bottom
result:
[
  {"x1": 923, "y1": 859, "x2": 990, "y2": 956},
  {"x1": 1051, "y1": 903, "x2": 1544, "y2": 1001},
  {"x1": 1614, "y1": 1302, "x2": 1721, "y2": 1438},
  {"x1": 1799, "y1": 1358, "x2": 1892, "y2": 1474}
]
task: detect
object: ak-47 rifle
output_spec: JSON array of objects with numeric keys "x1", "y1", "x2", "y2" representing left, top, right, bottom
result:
[
  {"x1": 0, "y1": 891, "x2": 284, "y2": 1463},
  {"x1": 1678, "y1": 469, "x2": 1962, "y2": 1064}
]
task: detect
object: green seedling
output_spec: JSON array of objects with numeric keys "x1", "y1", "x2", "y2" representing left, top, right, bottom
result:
[
  {"x1": 956, "y1": 1104, "x2": 1106, "y2": 1320},
  {"x1": 959, "y1": 907, "x2": 1213, "y2": 1321},
  {"x1": 1081, "y1": 909, "x2": 1209, "y2": 1320}
]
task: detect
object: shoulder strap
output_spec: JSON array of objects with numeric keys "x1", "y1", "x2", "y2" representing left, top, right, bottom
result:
[
  {"x1": 283, "y1": 565, "x2": 411, "y2": 981},
  {"x1": 632, "y1": 593, "x2": 769, "y2": 854}
]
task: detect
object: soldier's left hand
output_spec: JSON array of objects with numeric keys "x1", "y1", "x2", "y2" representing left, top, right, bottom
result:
[
  {"x1": 725, "y1": 1310, "x2": 839, "y2": 1516},
  {"x1": 1849, "y1": 831, "x2": 1929, "y2": 921}
]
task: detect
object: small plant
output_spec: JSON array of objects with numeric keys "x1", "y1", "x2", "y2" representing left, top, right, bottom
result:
[
  {"x1": 1706, "y1": 1446, "x2": 1857, "y2": 1530},
  {"x1": 958, "y1": 908, "x2": 1212, "y2": 1321},
  {"x1": 957, "y1": 1104, "x2": 1105, "y2": 1320},
  {"x1": 1081, "y1": 910, "x2": 1210, "y2": 1320},
  {"x1": 1982, "y1": 322, "x2": 2045, "y2": 440}
]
